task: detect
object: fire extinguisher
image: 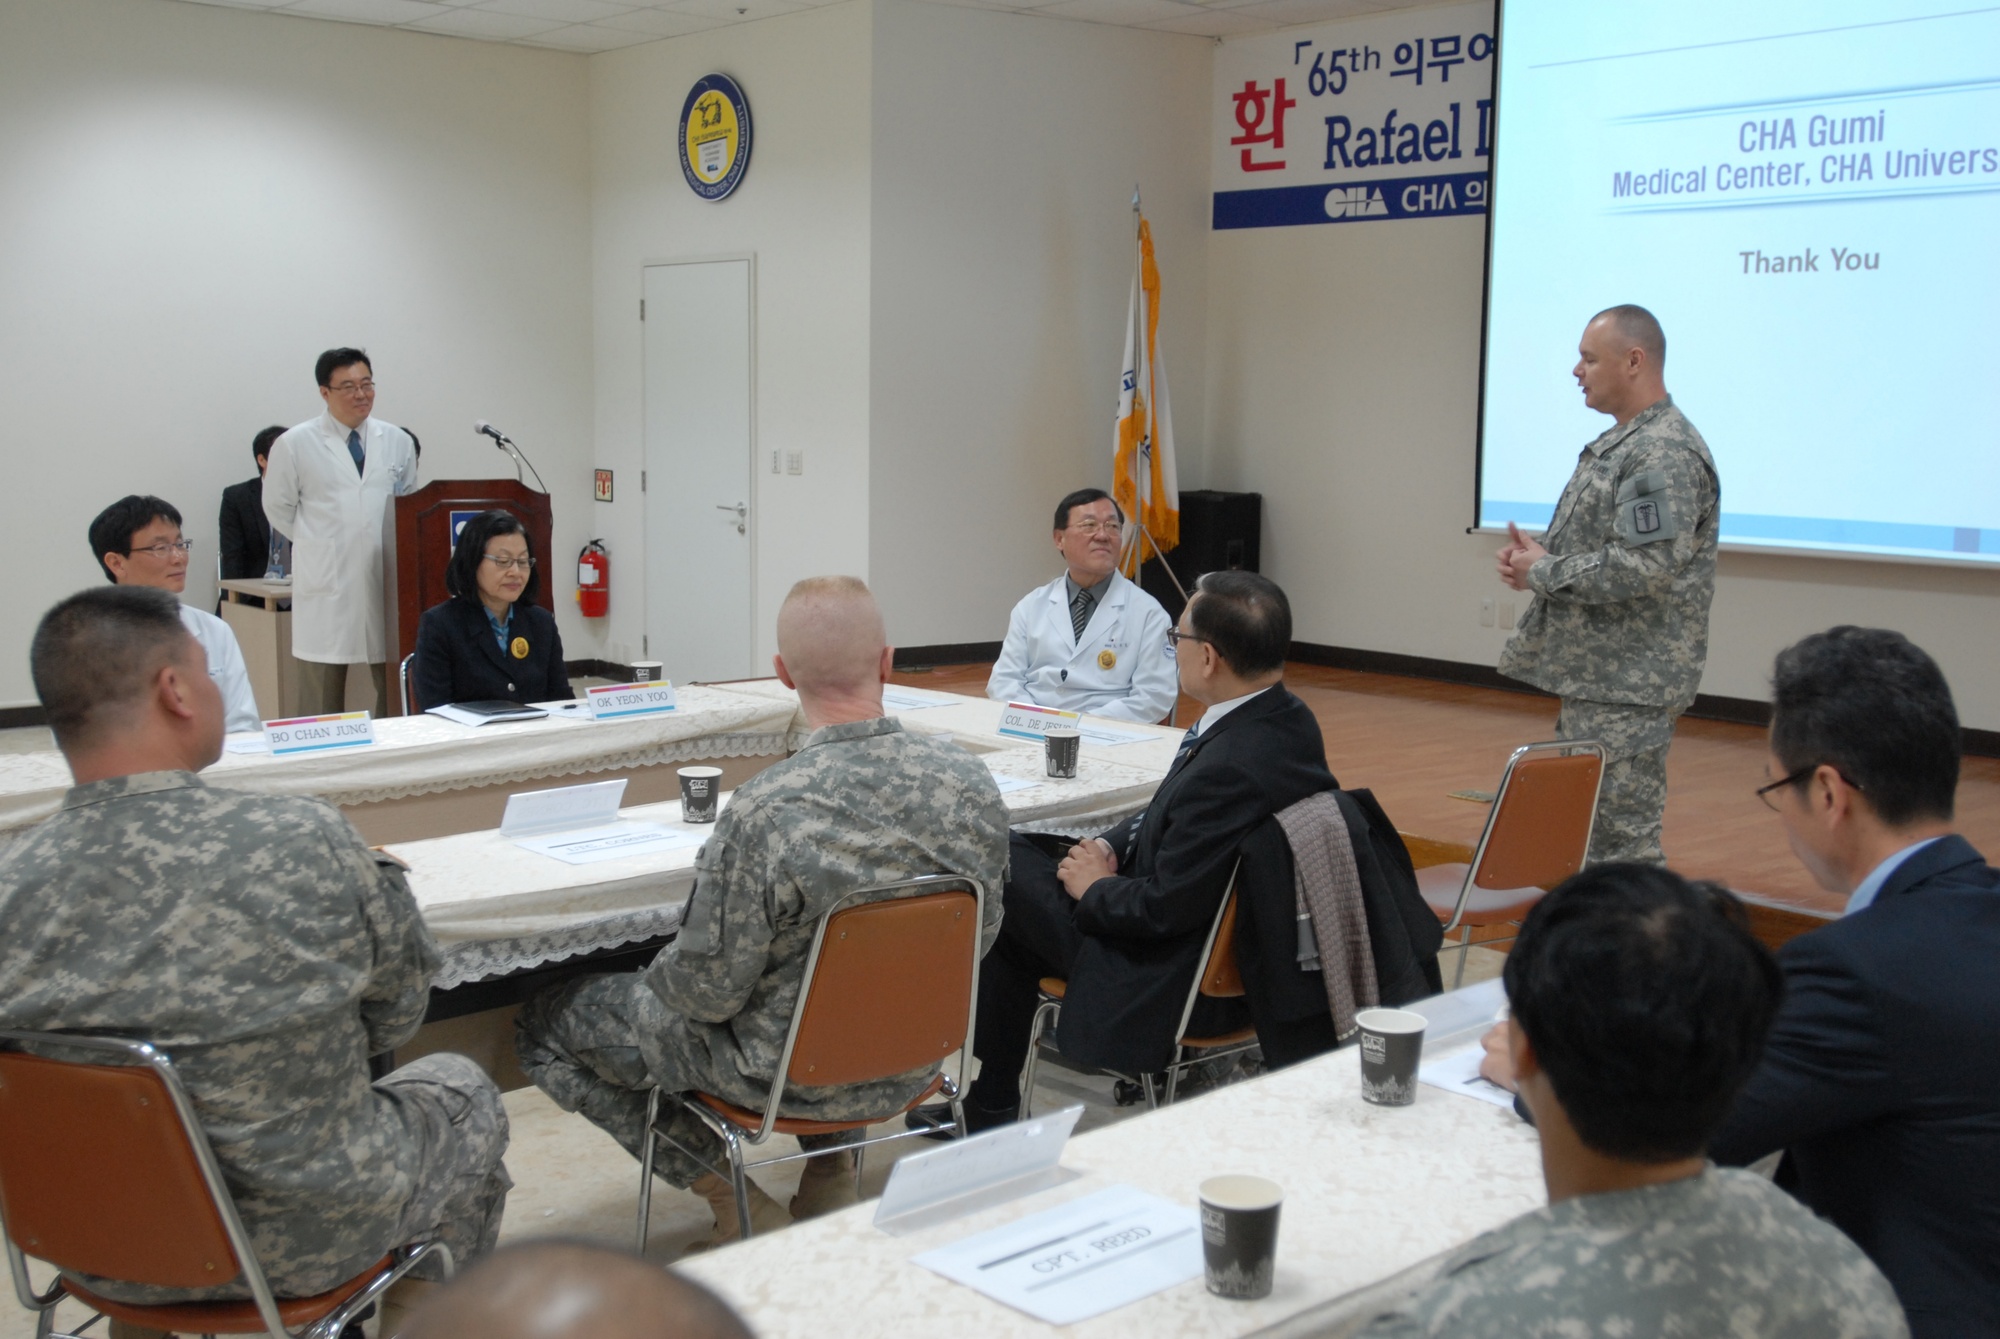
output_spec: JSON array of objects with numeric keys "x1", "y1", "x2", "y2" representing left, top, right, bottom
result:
[{"x1": 576, "y1": 539, "x2": 609, "y2": 618}]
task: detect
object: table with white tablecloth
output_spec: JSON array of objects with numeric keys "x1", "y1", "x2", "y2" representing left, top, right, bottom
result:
[
  {"x1": 677, "y1": 984, "x2": 1543, "y2": 1339},
  {"x1": 0, "y1": 686, "x2": 799, "y2": 847}
]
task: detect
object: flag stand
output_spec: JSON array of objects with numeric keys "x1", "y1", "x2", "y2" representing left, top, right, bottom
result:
[{"x1": 1117, "y1": 184, "x2": 1189, "y2": 607}]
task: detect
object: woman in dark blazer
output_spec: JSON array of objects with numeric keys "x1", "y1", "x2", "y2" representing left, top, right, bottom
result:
[{"x1": 413, "y1": 510, "x2": 573, "y2": 710}]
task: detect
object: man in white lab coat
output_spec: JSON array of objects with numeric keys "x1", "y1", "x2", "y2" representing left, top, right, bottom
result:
[
  {"x1": 264, "y1": 348, "x2": 420, "y2": 715},
  {"x1": 987, "y1": 489, "x2": 1177, "y2": 724},
  {"x1": 87, "y1": 494, "x2": 264, "y2": 735}
]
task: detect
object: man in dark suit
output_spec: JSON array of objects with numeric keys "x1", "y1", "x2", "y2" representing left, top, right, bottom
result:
[
  {"x1": 218, "y1": 425, "x2": 284, "y2": 581},
  {"x1": 1707, "y1": 627, "x2": 2000, "y2": 1338},
  {"x1": 915, "y1": 571, "x2": 1337, "y2": 1133}
]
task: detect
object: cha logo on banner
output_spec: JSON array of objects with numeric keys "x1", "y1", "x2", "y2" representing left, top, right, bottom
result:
[
  {"x1": 1211, "y1": 0, "x2": 1494, "y2": 231},
  {"x1": 679, "y1": 73, "x2": 753, "y2": 202}
]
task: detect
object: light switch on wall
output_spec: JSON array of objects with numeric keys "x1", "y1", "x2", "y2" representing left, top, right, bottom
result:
[{"x1": 786, "y1": 451, "x2": 804, "y2": 475}]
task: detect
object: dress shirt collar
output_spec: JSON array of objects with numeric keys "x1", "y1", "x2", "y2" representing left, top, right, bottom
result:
[
  {"x1": 320, "y1": 411, "x2": 367, "y2": 443},
  {"x1": 62, "y1": 770, "x2": 204, "y2": 811},
  {"x1": 1844, "y1": 836, "x2": 1944, "y2": 915},
  {"x1": 1193, "y1": 684, "x2": 1274, "y2": 738},
  {"x1": 1064, "y1": 572, "x2": 1112, "y2": 603},
  {"x1": 484, "y1": 603, "x2": 513, "y2": 653}
]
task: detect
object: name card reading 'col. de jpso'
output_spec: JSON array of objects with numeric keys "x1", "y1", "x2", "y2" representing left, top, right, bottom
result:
[
  {"x1": 585, "y1": 680, "x2": 679, "y2": 720},
  {"x1": 263, "y1": 711, "x2": 375, "y2": 756},
  {"x1": 998, "y1": 701, "x2": 1081, "y2": 742}
]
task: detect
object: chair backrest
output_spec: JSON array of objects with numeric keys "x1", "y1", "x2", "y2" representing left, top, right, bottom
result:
[
  {"x1": 782, "y1": 877, "x2": 982, "y2": 1092},
  {"x1": 0, "y1": 1036, "x2": 243, "y2": 1289},
  {"x1": 1470, "y1": 743, "x2": 1604, "y2": 892},
  {"x1": 1197, "y1": 891, "x2": 1245, "y2": 999}
]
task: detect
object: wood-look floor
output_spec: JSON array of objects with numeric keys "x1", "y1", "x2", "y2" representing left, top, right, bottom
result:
[{"x1": 892, "y1": 661, "x2": 2000, "y2": 917}]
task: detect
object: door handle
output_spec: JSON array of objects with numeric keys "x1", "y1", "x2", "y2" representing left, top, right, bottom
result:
[{"x1": 715, "y1": 502, "x2": 747, "y2": 535}]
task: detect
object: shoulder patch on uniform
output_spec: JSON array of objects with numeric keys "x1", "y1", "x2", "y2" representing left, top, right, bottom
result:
[{"x1": 1615, "y1": 469, "x2": 1678, "y2": 546}]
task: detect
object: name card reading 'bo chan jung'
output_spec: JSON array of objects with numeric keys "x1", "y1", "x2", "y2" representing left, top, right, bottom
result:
[
  {"x1": 585, "y1": 680, "x2": 679, "y2": 721},
  {"x1": 264, "y1": 711, "x2": 376, "y2": 756},
  {"x1": 998, "y1": 701, "x2": 1081, "y2": 742}
]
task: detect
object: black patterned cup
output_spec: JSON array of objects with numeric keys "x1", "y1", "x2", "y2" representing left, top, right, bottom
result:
[
  {"x1": 678, "y1": 766, "x2": 722, "y2": 823},
  {"x1": 1198, "y1": 1174, "x2": 1282, "y2": 1300},
  {"x1": 1044, "y1": 728, "x2": 1081, "y2": 779},
  {"x1": 630, "y1": 659, "x2": 664, "y2": 683},
  {"x1": 1356, "y1": 1007, "x2": 1427, "y2": 1106}
]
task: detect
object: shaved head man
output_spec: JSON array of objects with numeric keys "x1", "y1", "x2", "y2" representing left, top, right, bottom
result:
[
  {"x1": 1494, "y1": 305, "x2": 1720, "y2": 865},
  {"x1": 401, "y1": 1241, "x2": 750, "y2": 1339},
  {"x1": 516, "y1": 578, "x2": 1011, "y2": 1248}
]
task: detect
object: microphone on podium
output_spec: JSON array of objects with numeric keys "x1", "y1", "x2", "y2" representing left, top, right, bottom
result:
[{"x1": 472, "y1": 420, "x2": 548, "y2": 494}]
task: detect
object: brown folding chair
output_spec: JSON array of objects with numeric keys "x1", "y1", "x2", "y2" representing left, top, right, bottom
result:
[
  {"x1": 636, "y1": 874, "x2": 985, "y2": 1250},
  {"x1": 1018, "y1": 862, "x2": 1256, "y2": 1119},
  {"x1": 0, "y1": 1030, "x2": 449, "y2": 1339},
  {"x1": 1419, "y1": 740, "x2": 1605, "y2": 987}
]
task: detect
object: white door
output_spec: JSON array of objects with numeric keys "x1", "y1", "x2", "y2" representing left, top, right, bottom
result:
[{"x1": 642, "y1": 259, "x2": 754, "y2": 683}]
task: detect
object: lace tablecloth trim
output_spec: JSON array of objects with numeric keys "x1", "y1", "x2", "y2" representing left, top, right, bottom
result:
[{"x1": 433, "y1": 905, "x2": 688, "y2": 990}]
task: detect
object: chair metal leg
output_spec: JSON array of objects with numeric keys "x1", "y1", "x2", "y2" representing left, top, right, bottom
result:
[
  {"x1": 1018, "y1": 998, "x2": 1061, "y2": 1122},
  {"x1": 1450, "y1": 926, "x2": 1472, "y2": 989},
  {"x1": 1162, "y1": 1049, "x2": 1184, "y2": 1107},
  {"x1": 853, "y1": 1137, "x2": 867, "y2": 1190},
  {"x1": 636, "y1": 1086, "x2": 662, "y2": 1255},
  {"x1": 1140, "y1": 1073, "x2": 1160, "y2": 1111},
  {"x1": 949, "y1": 1091, "x2": 969, "y2": 1139},
  {"x1": 720, "y1": 1123, "x2": 754, "y2": 1241}
]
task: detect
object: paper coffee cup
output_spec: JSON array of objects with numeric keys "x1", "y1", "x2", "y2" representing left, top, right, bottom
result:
[
  {"x1": 630, "y1": 660, "x2": 664, "y2": 683},
  {"x1": 1199, "y1": 1174, "x2": 1282, "y2": 1300},
  {"x1": 678, "y1": 766, "x2": 722, "y2": 823},
  {"x1": 1044, "y1": 727, "x2": 1081, "y2": 779},
  {"x1": 1356, "y1": 1007, "x2": 1427, "y2": 1106}
]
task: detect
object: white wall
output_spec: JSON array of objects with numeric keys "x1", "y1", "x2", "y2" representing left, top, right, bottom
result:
[
  {"x1": 867, "y1": 0, "x2": 1212, "y2": 649},
  {"x1": 587, "y1": 2, "x2": 873, "y2": 670},
  {"x1": 0, "y1": 0, "x2": 593, "y2": 709},
  {"x1": 1202, "y1": 27, "x2": 2000, "y2": 730}
]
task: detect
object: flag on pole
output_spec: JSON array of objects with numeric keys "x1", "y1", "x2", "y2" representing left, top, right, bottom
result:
[{"x1": 1113, "y1": 211, "x2": 1178, "y2": 578}]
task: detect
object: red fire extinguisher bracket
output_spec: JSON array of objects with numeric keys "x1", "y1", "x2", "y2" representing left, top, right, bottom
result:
[{"x1": 576, "y1": 539, "x2": 610, "y2": 618}]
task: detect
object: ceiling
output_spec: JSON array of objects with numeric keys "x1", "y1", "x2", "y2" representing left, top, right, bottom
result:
[{"x1": 170, "y1": 0, "x2": 1440, "y2": 50}]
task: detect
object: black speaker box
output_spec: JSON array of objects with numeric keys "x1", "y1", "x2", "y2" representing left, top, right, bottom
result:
[{"x1": 1138, "y1": 489, "x2": 1262, "y2": 621}]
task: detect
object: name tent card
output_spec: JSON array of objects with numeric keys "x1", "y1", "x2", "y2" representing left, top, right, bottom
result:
[
  {"x1": 874, "y1": 1104, "x2": 1084, "y2": 1236},
  {"x1": 586, "y1": 680, "x2": 679, "y2": 720},
  {"x1": 264, "y1": 711, "x2": 375, "y2": 756},
  {"x1": 500, "y1": 778, "x2": 628, "y2": 837},
  {"x1": 997, "y1": 701, "x2": 1081, "y2": 742}
]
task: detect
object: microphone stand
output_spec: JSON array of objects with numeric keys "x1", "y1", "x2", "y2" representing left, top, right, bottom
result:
[{"x1": 485, "y1": 431, "x2": 549, "y2": 494}]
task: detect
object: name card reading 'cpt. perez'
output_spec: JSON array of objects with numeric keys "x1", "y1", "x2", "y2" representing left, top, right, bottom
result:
[
  {"x1": 998, "y1": 702, "x2": 1081, "y2": 742},
  {"x1": 586, "y1": 680, "x2": 679, "y2": 720},
  {"x1": 263, "y1": 711, "x2": 375, "y2": 756}
]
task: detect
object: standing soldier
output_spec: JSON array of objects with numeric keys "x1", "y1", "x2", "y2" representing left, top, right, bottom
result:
[{"x1": 1496, "y1": 305, "x2": 1719, "y2": 864}]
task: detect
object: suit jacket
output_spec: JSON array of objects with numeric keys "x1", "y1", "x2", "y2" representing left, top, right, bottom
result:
[
  {"x1": 1710, "y1": 834, "x2": 2000, "y2": 1338},
  {"x1": 1231, "y1": 788, "x2": 1444, "y2": 1037},
  {"x1": 1055, "y1": 684, "x2": 1336, "y2": 1073},
  {"x1": 217, "y1": 476, "x2": 271, "y2": 582},
  {"x1": 412, "y1": 598, "x2": 571, "y2": 711}
]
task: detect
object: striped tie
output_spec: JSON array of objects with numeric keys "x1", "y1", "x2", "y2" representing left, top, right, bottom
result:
[{"x1": 1070, "y1": 587, "x2": 1094, "y2": 641}]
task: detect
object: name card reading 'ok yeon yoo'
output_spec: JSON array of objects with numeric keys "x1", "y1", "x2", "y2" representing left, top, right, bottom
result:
[
  {"x1": 263, "y1": 711, "x2": 375, "y2": 756},
  {"x1": 997, "y1": 701, "x2": 1081, "y2": 742},
  {"x1": 585, "y1": 680, "x2": 679, "y2": 720}
]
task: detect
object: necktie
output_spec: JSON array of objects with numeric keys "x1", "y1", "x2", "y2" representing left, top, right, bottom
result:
[
  {"x1": 1070, "y1": 586, "x2": 1094, "y2": 641},
  {"x1": 1170, "y1": 724, "x2": 1199, "y2": 767},
  {"x1": 346, "y1": 428, "x2": 365, "y2": 476}
]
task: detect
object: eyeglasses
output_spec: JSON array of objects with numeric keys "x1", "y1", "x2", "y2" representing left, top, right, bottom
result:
[
  {"x1": 1165, "y1": 628, "x2": 1209, "y2": 649},
  {"x1": 128, "y1": 540, "x2": 194, "y2": 559},
  {"x1": 329, "y1": 380, "x2": 376, "y2": 397},
  {"x1": 1065, "y1": 519, "x2": 1123, "y2": 537},
  {"x1": 481, "y1": 554, "x2": 535, "y2": 571},
  {"x1": 1756, "y1": 763, "x2": 1862, "y2": 811}
]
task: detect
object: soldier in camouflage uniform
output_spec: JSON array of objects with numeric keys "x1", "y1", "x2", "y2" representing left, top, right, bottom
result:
[
  {"x1": 1497, "y1": 305, "x2": 1718, "y2": 864},
  {"x1": 0, "y1": 588, "x2": 510, "y2": 1307},
  {"x1": 517, "y1": 577, "x2": 1010, "y2": 1245},
  {"x1": 1355, "y1": 865, "x2": 1906, "y2": 1339}
]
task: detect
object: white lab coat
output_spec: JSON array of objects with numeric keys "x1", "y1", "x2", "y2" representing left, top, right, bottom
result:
[
  {"x1": 262, "y1": 413, "x2": 418, "y2": 664},
  {"x1": 986, "y1": 571, "x2": 1177, "y2": 723},
  {"x1": 179, "y1": 605, "x2": 262, "y2": 735}
]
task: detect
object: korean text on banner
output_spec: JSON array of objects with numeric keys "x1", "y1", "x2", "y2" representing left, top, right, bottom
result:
[
  {"x1": 1113, "y1": 212, "x2": 1178, "y2": 573},
  {"x1": 1211, "y1": 0, "x2": 1495, "y2": 231}
]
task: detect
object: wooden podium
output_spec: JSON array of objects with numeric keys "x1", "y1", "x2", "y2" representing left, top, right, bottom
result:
[{"x1": 385, "y1": 480, "x2": 555, "y2": 714}]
